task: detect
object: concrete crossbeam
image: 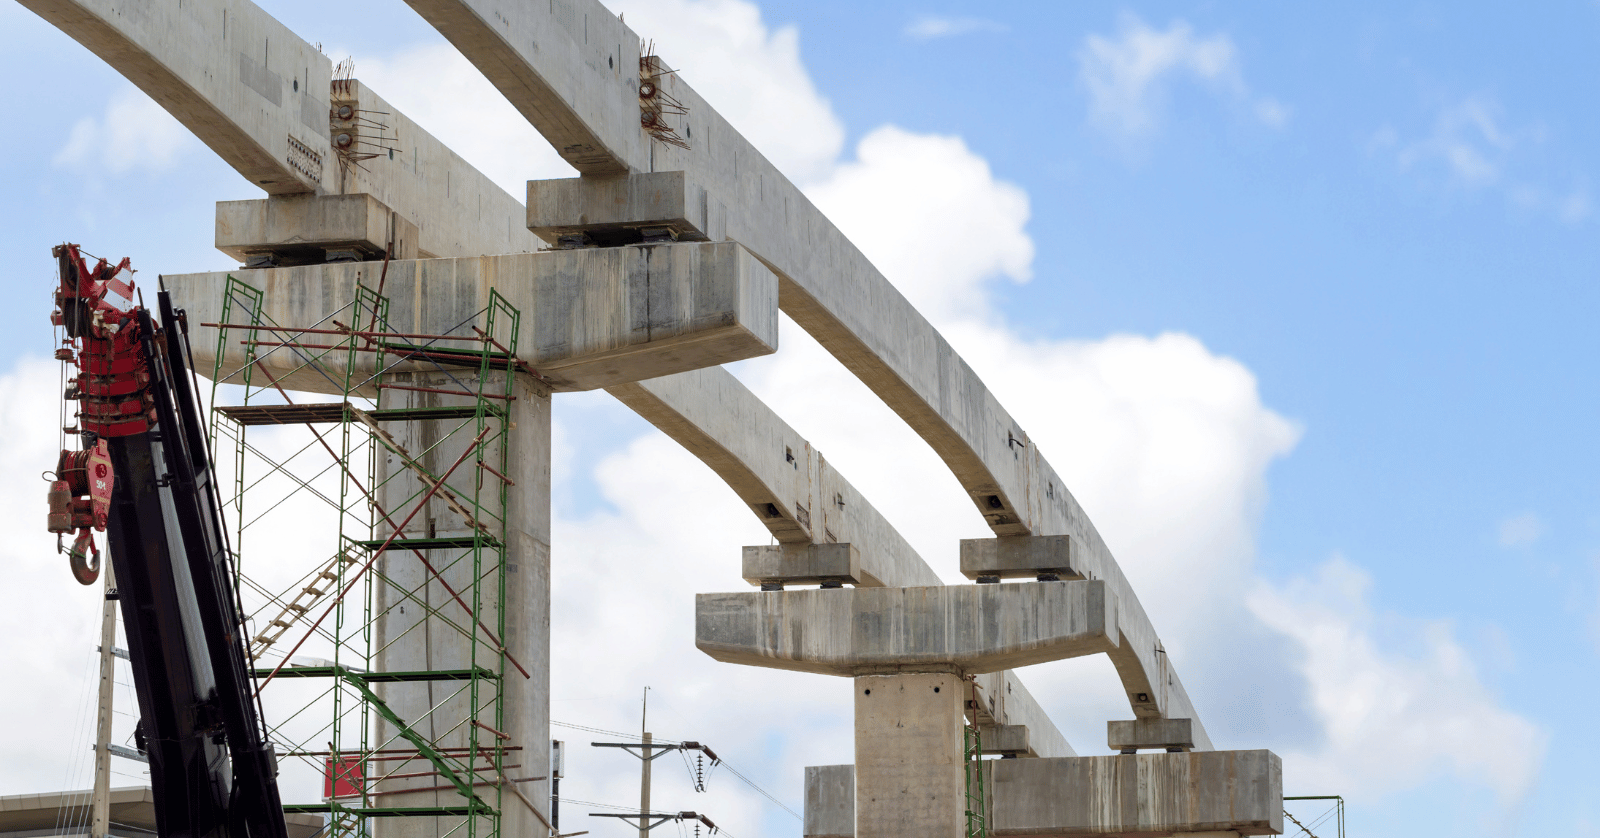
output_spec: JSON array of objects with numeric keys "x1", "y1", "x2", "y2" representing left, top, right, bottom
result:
[
  {"x1": 804, "y1": 751, "x2": 1283, "y2": 837},
  {"x1": 1108, "y1": 717, "x2": 1195, "y2": 753},
  {"x1": 164, "y1": 241, "x2": 779, "y2": 395},
  {"x1": 742, "y1": 543, "x2": 861, "y2": 588},
  {"x1": 614, "y1": 370, "x2": 1074, "y2": 758},
  {"x1": 961, "y1": 535, "x2": 1083, "y2": 582},
  {"x1": 216, "y1": 193, "x2": 420, "y2": 265},
  {"x1": 695, "y1": 581, "x2": 1118, "y2": 676}
]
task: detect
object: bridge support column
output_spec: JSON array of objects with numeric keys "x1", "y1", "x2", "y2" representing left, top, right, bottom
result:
[{"x1": 854, "y1": 672, "x2": 966, "y2": 838}]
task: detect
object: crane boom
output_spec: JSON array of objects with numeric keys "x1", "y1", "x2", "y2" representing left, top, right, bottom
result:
[{"x1": 49, "y1": 244, "x2": 290, "y2": 838}]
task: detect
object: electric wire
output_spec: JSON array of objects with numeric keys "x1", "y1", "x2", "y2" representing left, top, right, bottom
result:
[{"x1": 551, "y1": 719, "x2": 679, "y2": 744}]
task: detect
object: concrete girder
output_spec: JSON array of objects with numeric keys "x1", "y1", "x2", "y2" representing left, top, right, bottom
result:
[
  {"x1": 163, "y1": 241, "x2": 779, "y2": 394},
  {"x1": 803, "y1": 751, "x2": 1283, "y2": 838},
  {"x1": 696, "y1": 581, "x2": 1118, "y2": 677}
]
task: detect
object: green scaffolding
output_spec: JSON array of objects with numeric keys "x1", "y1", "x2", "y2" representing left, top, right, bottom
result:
[
  {"x1": 964, "y1": 725, "x2": 989, "y2": 838},
  {"x1": 207, "y1": 275, "x2": 523, "y2": 838}
]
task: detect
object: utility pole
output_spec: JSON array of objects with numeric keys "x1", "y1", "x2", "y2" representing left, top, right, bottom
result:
[
  {"x1": 638, "y1": 731, "x2": 652, "y2": 838},
  {"x1": 588, "y1": 687, "x2": 722, "y2": 834},
  {"x1": 89, "y1": 561, "x2": 118, "y2": 838},
  {"x1": 640, "y1": 687, "x2": 650, "y2": 838}
]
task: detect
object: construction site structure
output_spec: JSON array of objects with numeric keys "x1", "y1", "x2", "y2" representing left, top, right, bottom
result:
[{"x1": 19, "y1": 0, "x2": 1297, "y2": 835}]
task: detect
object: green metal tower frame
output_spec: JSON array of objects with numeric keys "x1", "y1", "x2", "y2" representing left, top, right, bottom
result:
[{"x1": 206, "y1": 275, "x2": 523, "y2": 838}]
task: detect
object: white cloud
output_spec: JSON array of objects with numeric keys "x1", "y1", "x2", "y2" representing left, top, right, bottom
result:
[
  {"x1": 1498, "y1": 512, "x2": 1544, "y2": 548},
  {"x1": 905, "y1": 16, "x2": 1007, "y2": 40},
  {"x1": 1250, "y1": 556, "x2": 1546, "y2": 803},
  {"x1": 1381, "y1": 96, "x2": 1588, "y2": 224},
  {"x1": 1077, "y1": 14, "x2": 1286, "y2": 137},
  {"x1": 1397, "y1": 97, "x2": 1514, "y2": 187},
  {"x1": 54, "y1": 84, "x2": 196, "y2": 174},
  {"x1": 805, "y1": 126, "x2": 1033, "y2": 322}
]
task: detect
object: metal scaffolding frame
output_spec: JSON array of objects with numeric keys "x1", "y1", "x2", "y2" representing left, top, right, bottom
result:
[{"x1": 205, "y1": 274, "x2": 523, "y2": 838}]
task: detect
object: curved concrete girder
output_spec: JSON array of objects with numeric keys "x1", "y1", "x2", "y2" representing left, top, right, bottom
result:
[{"x1": 452, "y1": 0, "x2": 1212, "y2": 736}]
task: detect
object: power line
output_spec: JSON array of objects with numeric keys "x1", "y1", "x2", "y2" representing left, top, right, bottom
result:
[
  {"x1": 711, "y1": 758, "x2": 800, "y2": 821},
  {"x1": 553, "y1": 719, "x2": 679, "y2": 745}
]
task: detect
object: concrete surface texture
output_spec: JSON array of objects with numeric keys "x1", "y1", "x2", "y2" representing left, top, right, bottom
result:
[
  {"x1": 697, "y1": 581, "x2": 1119, "y2": 676},
  {"x1": 854, "y1": 673, "x2": 968, "y2": 838}
]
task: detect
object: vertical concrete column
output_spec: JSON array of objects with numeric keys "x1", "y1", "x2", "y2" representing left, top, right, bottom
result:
[
  {"x1": 373, "y1": 370, "x2": 552, "y2": 838},
  {"x1": 854, "y1": 672, "x2": 967, "y2": 838}
]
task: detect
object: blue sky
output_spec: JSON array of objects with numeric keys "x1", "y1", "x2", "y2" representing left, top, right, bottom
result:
[{"x1": 0, "y1": 2, "x2": 1596, "y2": 837}]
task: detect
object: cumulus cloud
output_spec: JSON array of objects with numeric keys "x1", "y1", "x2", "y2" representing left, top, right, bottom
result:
[
  {"x1": 1498, "y1": 512, "x2": 1544, "y2": 548},
  {"x1": 54, "y1": 84, "x2": 196, "y2": 174},
  {"x1": 1250, "y1": 557, "x2": 1546, "y2": 802},
  {"x1": 1077, "y1": 14, "x2": 1287, "y2": 137},
  {"x1": 805, "y1": 126, "x2": 1033, "y2": 322},
  {"x1": 905, "y1": 16, "x2": 1007, "y2": 40}
]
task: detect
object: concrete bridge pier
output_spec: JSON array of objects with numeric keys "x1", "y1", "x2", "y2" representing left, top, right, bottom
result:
[{"x1": 853, "y1": 672, "x2": 968, "y2": 838}]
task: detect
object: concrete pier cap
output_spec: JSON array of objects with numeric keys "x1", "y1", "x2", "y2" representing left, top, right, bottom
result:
[{"x1": 695, "y1": 580, "x2": 1118, "y2": 677}]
